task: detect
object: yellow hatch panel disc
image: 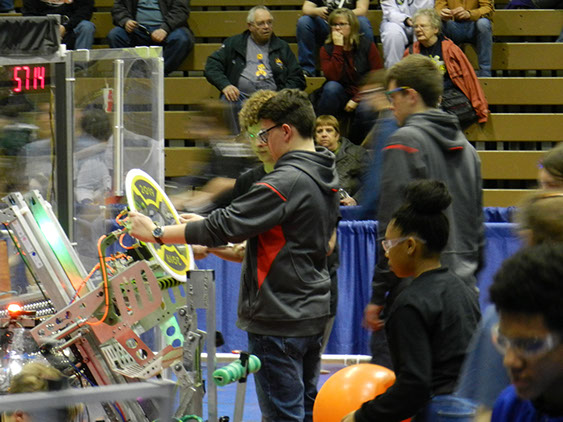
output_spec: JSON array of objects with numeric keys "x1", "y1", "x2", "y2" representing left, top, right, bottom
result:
[{"x1": 125, "y1": 168, "x2": 194, "y2": 281}]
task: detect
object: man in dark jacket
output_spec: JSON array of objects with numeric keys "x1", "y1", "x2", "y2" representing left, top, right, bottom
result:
[
  {"x1": 128, "y1": 89, "x2": 339, "y2": 422},
  {"x1": 22, "y1": 0, "x2": 95, "y2": 50},
  {"x1": 108, "y1": 0, "x2": 194, "y2": 75},
  {"x1": 204, "y1": 5, "x2": 305, "y2": 131}
]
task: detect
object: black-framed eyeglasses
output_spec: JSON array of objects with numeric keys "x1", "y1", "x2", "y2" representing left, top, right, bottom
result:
[
  {"x1": 257, "y1": 123, "x2": 282, "y2": 144},
  {"x1": 385, "y1": 86, "x2": 411, "y2": 101}
]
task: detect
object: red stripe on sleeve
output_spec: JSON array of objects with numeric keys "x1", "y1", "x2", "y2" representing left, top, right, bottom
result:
[
  {"x1": 256, "y1": 182, "x2": 287, "y2": 202},
  {"x1": 383, "y1": 144, "x2": 420, "y2": 154}
]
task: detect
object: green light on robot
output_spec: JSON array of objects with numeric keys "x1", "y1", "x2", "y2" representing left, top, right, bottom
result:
[{"x1": 29, "y1": 202, "x2": 84, "y2": 292}]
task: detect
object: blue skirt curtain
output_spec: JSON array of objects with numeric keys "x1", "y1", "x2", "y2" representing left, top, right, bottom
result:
[{"x1": 191, "y1": 211, "x2": 521, "y2": 355}]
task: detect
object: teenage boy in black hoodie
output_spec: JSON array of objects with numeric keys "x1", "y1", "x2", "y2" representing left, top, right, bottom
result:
[{"x1": 129, "y1": 88, "x2": 340, "y2": 422}]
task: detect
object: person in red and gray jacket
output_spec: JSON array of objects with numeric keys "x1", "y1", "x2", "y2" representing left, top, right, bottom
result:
[{"x1": 128, "y1": 89, "x2": 340, "y2": 422}]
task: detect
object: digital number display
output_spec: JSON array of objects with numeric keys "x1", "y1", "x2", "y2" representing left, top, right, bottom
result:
[{"x1": 12, "y1": 66, "x2": 47, "y2": 93}]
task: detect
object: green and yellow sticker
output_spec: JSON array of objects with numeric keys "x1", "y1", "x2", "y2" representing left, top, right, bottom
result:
[{"x1": 125, "y1": 169, "x2": 194, "y2": 281}]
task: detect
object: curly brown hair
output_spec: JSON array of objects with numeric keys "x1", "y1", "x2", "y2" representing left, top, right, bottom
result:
[{"x1": 238, "y1": 90, "x2": 277, "y2": 130}]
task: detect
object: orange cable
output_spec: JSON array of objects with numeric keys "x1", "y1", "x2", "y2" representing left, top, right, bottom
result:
[{"x1": 86, "y1": 235, "x2": 110, "y2": 326}]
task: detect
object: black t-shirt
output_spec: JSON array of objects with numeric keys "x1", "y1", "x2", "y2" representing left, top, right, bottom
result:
[
  {"x1": 232, "y1": 165, "x2": 267, "y2": 200},
  {"x1": 311, "y1": 0, "x2": 357, "y2": 10},
  {"x1": 419, "y1": 35, "x2": 454, "y2": 89}
]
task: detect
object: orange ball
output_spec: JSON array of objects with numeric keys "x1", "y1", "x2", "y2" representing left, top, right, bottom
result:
[{"x1": 313, "y1": 363, "x2": 397, "y2": 422}]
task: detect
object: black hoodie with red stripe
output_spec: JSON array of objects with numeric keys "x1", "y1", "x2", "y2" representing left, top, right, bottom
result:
[
  {"x1": 185, "y1": 146, "x2": 340, "y2": 337},
  {"x1": 371, "y1": 109, "x2": 484, "y2": 307}
]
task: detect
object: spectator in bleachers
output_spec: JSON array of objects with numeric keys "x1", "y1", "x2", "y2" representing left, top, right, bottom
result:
[
  {"x1": 314, "y1": 115, "x2": 368, "y2": 205},
  {"x1": 538, "y1": 142, "x2": 563, "y2": 190},
  {"x1": 204, "y1": 5, "x2": 305, "y2": 132},
  {"x1": 22, "y1": 0, "x2": 95, "y2": 50},
  {"x1": 405, "y1": 9, "x2": 489, "y2": 128},
  {"x1": 363, "y1": 55, "x2": 484, "y2": 370},
  {"x1": 296, "y1": 0, "x2": 373, "y2": 77},
  {"x1": 435, "y1": 0, "x2": 493, "y2": 76},
  {"x1": 316, "y1": 8, "x2": 383, "y2": 121},
  {"x1": 108, "y1": 0, "x2": 194, "y2": 75},
  {"x1": 379, "y1": 0, "x2": 433, "y2": 68},
  {"x1": 488, "y1": 243, "x2": 563, "y2": 422}
]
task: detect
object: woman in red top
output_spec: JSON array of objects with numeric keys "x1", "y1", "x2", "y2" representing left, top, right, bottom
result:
[{"x1": 317, "y1": 8, "x2": 383, "y2": 119}]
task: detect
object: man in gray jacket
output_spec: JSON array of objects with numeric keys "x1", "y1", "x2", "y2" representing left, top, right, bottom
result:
[
  {"x1": 129, "y1": 89, "x2": 340, "y2": 422},
  {"x1": 363, "y1": 54, "x2": 484, "y2": 365}
]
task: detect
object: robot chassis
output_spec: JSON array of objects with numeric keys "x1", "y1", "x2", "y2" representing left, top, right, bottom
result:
[{"x1": 0, "y1": 190, "x2": 222, "y2": 422}]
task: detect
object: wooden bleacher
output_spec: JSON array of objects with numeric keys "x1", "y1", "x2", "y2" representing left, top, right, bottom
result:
[
  {"x1": 9, "y1": 2, "x2": 562, "y2": 206},
  {"x1": 86, "y1": 9, "x2": 563, "y2": 39}
]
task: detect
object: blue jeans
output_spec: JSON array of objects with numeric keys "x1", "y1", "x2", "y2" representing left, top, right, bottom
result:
[
  {"x1": 316, "y1": 81, "x2": 350, "y2": 118},
  {"x1": 442, "y1": 19, "x2": 493, "y2": 77},
  {"x1": 72, "y1": 20, "x2": 96, "y2": 50},
  {"x1": 108, "y1": 25, "x2": 194, "y2": 74},
  {"x1": 413, "y1": 395, "x2": 477, "y2": 422},
  {"x1": 248, "y1": 333, "x2": 323, "y2": 422},
  {"x1": 296, "y1": 15, "x2": 374, "y2": 74}
]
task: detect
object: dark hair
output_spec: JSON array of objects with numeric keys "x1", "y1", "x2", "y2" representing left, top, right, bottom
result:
[
  {"x1": 385, "y1": 54, "x2": 443, "y2": 108},
  {"x1": 542, "y1": 143, "x2": 563, "y2": 181},
  {"x1": 489, "y1": 243, "x2": 563, "y2": 333},
  {"x1": 391, "y1": 179, "x2": 452, "y2": 254},
  {"x1": 80, "y1": 108, "x2": 111, "y2": 141},
  {"x1": 257, "y1": 89, "x2": 316, "y2": 138}
]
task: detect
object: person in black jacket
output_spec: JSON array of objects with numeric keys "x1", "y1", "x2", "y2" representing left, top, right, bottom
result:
[
  {"x1": 108, "y1": 0, "x2": 194, "y2": 75},
  {"x1": 344, "y1": 180, "x2": 480, "y2": 422},
  {"x1": 22, "y1": 0, "x2": 95, "y2": 50},
  {"x1": 204, "y1": 5, "x2": 305, "y2": 132}
]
